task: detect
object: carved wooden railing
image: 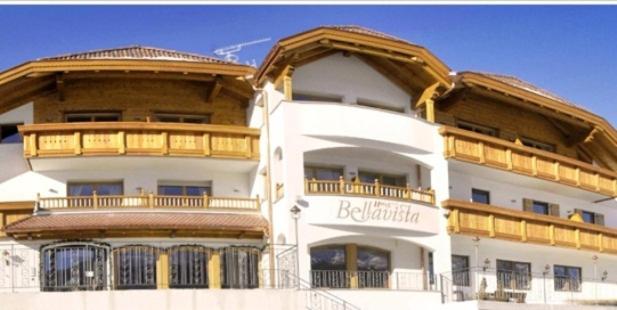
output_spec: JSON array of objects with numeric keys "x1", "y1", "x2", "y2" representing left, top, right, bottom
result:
[
  {"x1": 19, "y1": 122, "x2": 260, "y2": 160},
  {"x1": 444, "y1": 199, "x2": 617, "y2": 254},
  {"x1": 37, "y1": 194, "x2": 260, "y2": 211},
  {"x1": 440, "y1": 126, "x2": 617, "y2": 197},
  {"x1": 305, "y1": 177, "x2": 435, "y2": 205}
]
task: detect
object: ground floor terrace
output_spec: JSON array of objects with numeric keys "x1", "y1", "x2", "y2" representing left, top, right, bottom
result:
[{"x1": 444, "y1": 235, "x2": 617, "y2": 307}]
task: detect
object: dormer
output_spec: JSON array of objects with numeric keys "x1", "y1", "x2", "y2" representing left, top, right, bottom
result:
[{"x1": 255, "y1": 25, "x2": 452, "y2": 118}]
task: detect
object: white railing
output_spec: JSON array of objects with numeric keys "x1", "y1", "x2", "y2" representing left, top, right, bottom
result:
[
  {"x1": 37, "y1": 194, "x2": 260, "y2": 211},
  {"x1": 310, "y1": 270, "x2": 433, "y2": 291},
  {"x1": 440, "y1": 267, "x2": 617, "y2": 305}
]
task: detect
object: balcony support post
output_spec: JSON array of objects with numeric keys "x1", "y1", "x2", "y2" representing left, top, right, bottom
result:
[
  {"x1": 118, "y1": 131, "x2": 125, "y2": 154},
  {"x1": 148, "y1": 193, "x2": 154, "y2": 209},
  {"x1": 92, "y1": 191, "x2": 98, "y2": 209},
  {"x1": 73, "y1": 132, "x2": 82, "y2": 155},
  {"x1": 478, "y1": 142, "x2": 485, "y2": 164},
  {"x1": 339, "y1": 176, "x2": 345, "y2": 195},
  {"x1": 346, "y1": 244, "x2": 359, "y2": 289},
  {"x1": 549, "y1": 224, "x2": 556, "y2": 246},
  {"x1": 208, "y1": 250, "x2": 222, "y2": 289},
  {"x1": 488, "y1": 214, "x2": 495, "y2": 238},
  {"x1": 520, "y1": 220, "x2": 527, "y2": 242},
  {"x1": 575, "y1": 229, "x2": 581, "y2": 249},
  {"x1": 202, "y1": 133, "x2": 211, "y2": 156},
  {"x1": 599, "y1": 233, "x2": 604, "y2": 252},
  {"x1": 374, "y1": 179, "x2": 381, "y2": 197},
  {"x1": 554, "y1": 162, "x2": 560, "y2": 181},
  {"x1": 203, "y1": 194, "x2": 209, "y2": 209}
]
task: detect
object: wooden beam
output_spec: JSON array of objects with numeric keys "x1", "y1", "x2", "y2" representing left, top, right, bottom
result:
[
  {"x1": 62, "y1": 71, "x2": 217, "y2": 82},
  {"x1": 207, "y1": 77, "x2": 223, "y2": 103},
  {"x1": 55, "y1": 74, "x2": 65, "y2": 101}
]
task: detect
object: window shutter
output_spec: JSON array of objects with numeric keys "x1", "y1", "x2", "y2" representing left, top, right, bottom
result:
[
  {"x1": 595, "y1": 213, "x2": 605, "y2": 226},
  {"x1": 523, "y1": 199, "x2": 533, "y2": 212},
  {"x1": 549, "y1": 204, "x2": 560, "y2": 217}
]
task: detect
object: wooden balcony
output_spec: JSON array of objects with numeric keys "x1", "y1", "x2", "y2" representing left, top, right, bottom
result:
[
  {"x1": 444, "y1": 199, "x2": 617, "y2": 255},
  {"x1": 19, "y1": 122, "x2": 260, "y2": 160},
  {"x1": 305, "y1": 177, "x2": 435, "y2": 205},
  {"x1": 440, "y1": 126, "x2": 617, "y2": 197},
  {"x1": 37, "y1": 194, "x2": 260, "y2": 212}
]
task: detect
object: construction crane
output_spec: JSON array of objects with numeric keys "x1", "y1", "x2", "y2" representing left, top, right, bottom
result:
[{"x1": 214, "y1": 38, "x2": 271, "y2": 66}]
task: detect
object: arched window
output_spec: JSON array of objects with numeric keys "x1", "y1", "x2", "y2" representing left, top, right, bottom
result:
[
  {"x1": 310, "y1": 245, "x2": 347, "y2": 288},
  {"x1": 41, "y1": 242, "x2": 109, "y2": 291},
  {"x1": 357, "y1": 246, "x2": 390, "y2": 288},
  {"x1": 220, "y1": 246, "x2": 260, "y2": 289},
  {"x1": 168, "y1": 245, "x2": 210, "y2": 289},
  {"x1": 113, "y1": 245, "x2": 158, "y2": 290}
]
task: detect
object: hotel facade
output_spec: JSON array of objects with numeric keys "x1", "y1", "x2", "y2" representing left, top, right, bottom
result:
[{"x1": 0, "y1": 26, "x2": 616, "y2": 310}]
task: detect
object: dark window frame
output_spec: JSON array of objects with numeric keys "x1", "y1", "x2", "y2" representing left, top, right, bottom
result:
[
  {"x1": 157, "y1": 183, "x2": 212, "y2": 196},
  {"x1": 41, "y1": 242, "x2": 109, "y2": 292},
  {"x1": 358, "y1": 170, "x2": 407, "y2": 187},
  {"x1": 67, "y1": 181, "x2": 124, "y2": 196},
  {"x1": 553, "y1": 265, "x2": 582, "y2": 292},
  {"x1": 168, "y1": 245, "x2": 210, "y2": 289},
  {"x1": 153, "y1": 113, "x2": 211, "y2": 124},
  {"x1": 496, "y1": 259, "x2": 532, "y2": 290},
  {"x1": 520, "y1": 137, "x2": 556, "y2": 153},
  {"x1": 304, "y1": 165, "x2": 345, "y2": 181},
  {"x1": 0, "y1": 123, "x2": 23, "y2": 144},
  {"x1": 452, "y1": 255, "x2": 470, "y2": 287},
  {"x1": 456, "y1": 120, "x2": 499, "y2": 137},
  {"x1": 532, "y1": 200, "x2": 550, "y2": 215},
  {"x1": 471, "y1": 188, "x2": 491, "y2": 204},
  {"x1": 64, "y1": 112, "x2": 122, "y2": 122},
  {"x1": 112, "y1": 245, "x2": 158, "y2": 290}
]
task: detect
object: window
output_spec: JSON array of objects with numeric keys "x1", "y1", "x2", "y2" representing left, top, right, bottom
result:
[
  {"x1": 154, "y1": 113, "x2": 210, "y2": 124},
  {"x1": 358, "y1": 171, "x2": 406, "y2": 187},
  {"x1": 0, "y1": 123, "x2": 23, "y2": 144},
  {"x1": 158, "y1": 184, "x2": 211, "y2": 196},
  {"x1": 310, "y1": 245, "x2": 348, "y2": 288},
  {"x1": 452, "y1": 255, "x2": 470, "y2": 286},
  {"x1": 532, "y1": 201, "x2": 549, "y2": 215},
  {"x1": 304, "y1": 165, "x2": 344, "y2": 181},
  {"x1": 292, "y1": 92, "x2": 343, "y2": 102},
  {"x1": 67, "y1": 182, "x2": 123, "y2": 196},
  {"x1": 65, "y1": 112, "x2": 121, "y2": 122},
  {"x1": 41, "y1": 242, "x2": 108, "y2": 291},
  {"x1": 357, "y1": 99, "x2": 405, "y2": 113},
  {"x1": 456, "y1": 120, "x2": 498, "y2": 137},
  {"x1": 220, "y1": 247, "x2": 260, "y2": 289},
  {"x1": 582, "y1": 211, "x2": 595, "y2": 224},
  {"x1": 496, "y1": 260, "x2": 531, "y2": 290},
  {"x1": 113, "y1": 246, "x2": 158, "y2": 290},
  {"x1": 521, "y1": 137, "x2": 555, "y2": 153},
  {"x1": 357, "y1": 246, "x2": 390, "y2": 288},
  {"x1": 169, "y1": 245, "x2": 210, "y2": 289},
  {"x1": 554, "y1": 265, "x2": 582, "y2": 292},
  {"x1": 428, "y1": 252, "x2": 435, "y2": 285},
  {"x1": 471, "y1": 189, "x2": 490, "y2": 204}
]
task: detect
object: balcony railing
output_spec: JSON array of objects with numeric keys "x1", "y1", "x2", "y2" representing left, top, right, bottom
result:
[
  {"x1": 19, "y1": 122, "x2": 260, "y2": 160},
  {"x1": 305, "y1": 177, "x2": 435, "y2": 205},
  {"x1": 443, "y1": 199, "x2": 617, "y2": 254},
  {"x1": 37, "y1": 194, "x2": 260, "y2": 211},
  {"x1": 441, "y1": 267, "x2": 617, "y2": 305},
  {"x1": 310, "y1": 270, "x2": 432, "y2": 291},
  {"x1": 439, "y1": 126, "x2": 617, "y2": 197}
]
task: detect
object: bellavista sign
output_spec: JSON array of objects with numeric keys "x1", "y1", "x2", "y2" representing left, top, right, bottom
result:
[
  {"x1": 305, "y1": 196, "x2": 439, "y2": 235},
  {"x1": 337, "y1": 199, "x2": 420, "y2": 224}
]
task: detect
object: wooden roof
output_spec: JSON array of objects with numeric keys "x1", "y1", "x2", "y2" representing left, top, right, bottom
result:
[
  {"x1": 445, "y1": 71, "x2": 617, "y2": 171},
  {"x1": 255, "y1": 25, "x2": 452, "y2": 94},
  {"x1": 5, "y1": 212, "x2": 269, "y2": 240},
  {"x1": 0, "y1": 46, "x2": 256, "y2": 115}
]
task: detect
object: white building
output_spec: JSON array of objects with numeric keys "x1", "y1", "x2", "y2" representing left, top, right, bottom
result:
[{"x1": 0, "y1": 26, "x2": 616, "y2": 310}]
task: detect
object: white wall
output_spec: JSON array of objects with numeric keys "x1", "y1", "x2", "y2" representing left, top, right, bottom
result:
[
  {"x1": 449, "y1": 170, "x2": 617, "y2": 227},
  {"x1": 293, "y1": 53, "x2": 412, "y2": 112},
  {"x1": 450, "y1": 235, "x2": 617, "y2": 304},
  {"x1": 0, "y1": 167, "x2": 252, "y2": 201},
  {"x1": 0, "y1": 289, "x2": 307, "y2": 310},
  {"x1": 0, "y1": 103, "x2": 33, "y2": 183}
]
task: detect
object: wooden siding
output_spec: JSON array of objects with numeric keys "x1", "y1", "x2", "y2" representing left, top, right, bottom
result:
[
  {"x1": 444, "y1": 199, "x2": 617, "y2": 255},
  {"x1": 0, "y1": 201, "x2": 34, "y2": 237},
  {"x1": 34, "y1": 79, "x2": 247, "y2": 125},
  {"x1": 20, "y1": 122, "x2": 260, "y2": 160},
  {"x1": 440, "y1": 126, "x2": 617, "y2": 197}
]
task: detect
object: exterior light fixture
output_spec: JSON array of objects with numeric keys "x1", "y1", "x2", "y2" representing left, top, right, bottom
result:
[
  {"x1": 483, "y1": 258, "x2": 490, "y2": 271},
  {"x1": 290, "y1": 205, "x2": 301, "y2": 219},
  {"x1": 603, "y1": 271, "x2": 608, "y2": 281}
]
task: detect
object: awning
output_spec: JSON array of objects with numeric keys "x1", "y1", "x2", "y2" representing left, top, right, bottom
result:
[{"x1": 5, "y1": 212, "x2": 269, "y2": 239}]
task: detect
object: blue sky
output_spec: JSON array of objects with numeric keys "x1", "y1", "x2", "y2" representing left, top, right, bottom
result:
[{"x1": 0, "y1": 5, "x2": 615, "y2": 124}]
